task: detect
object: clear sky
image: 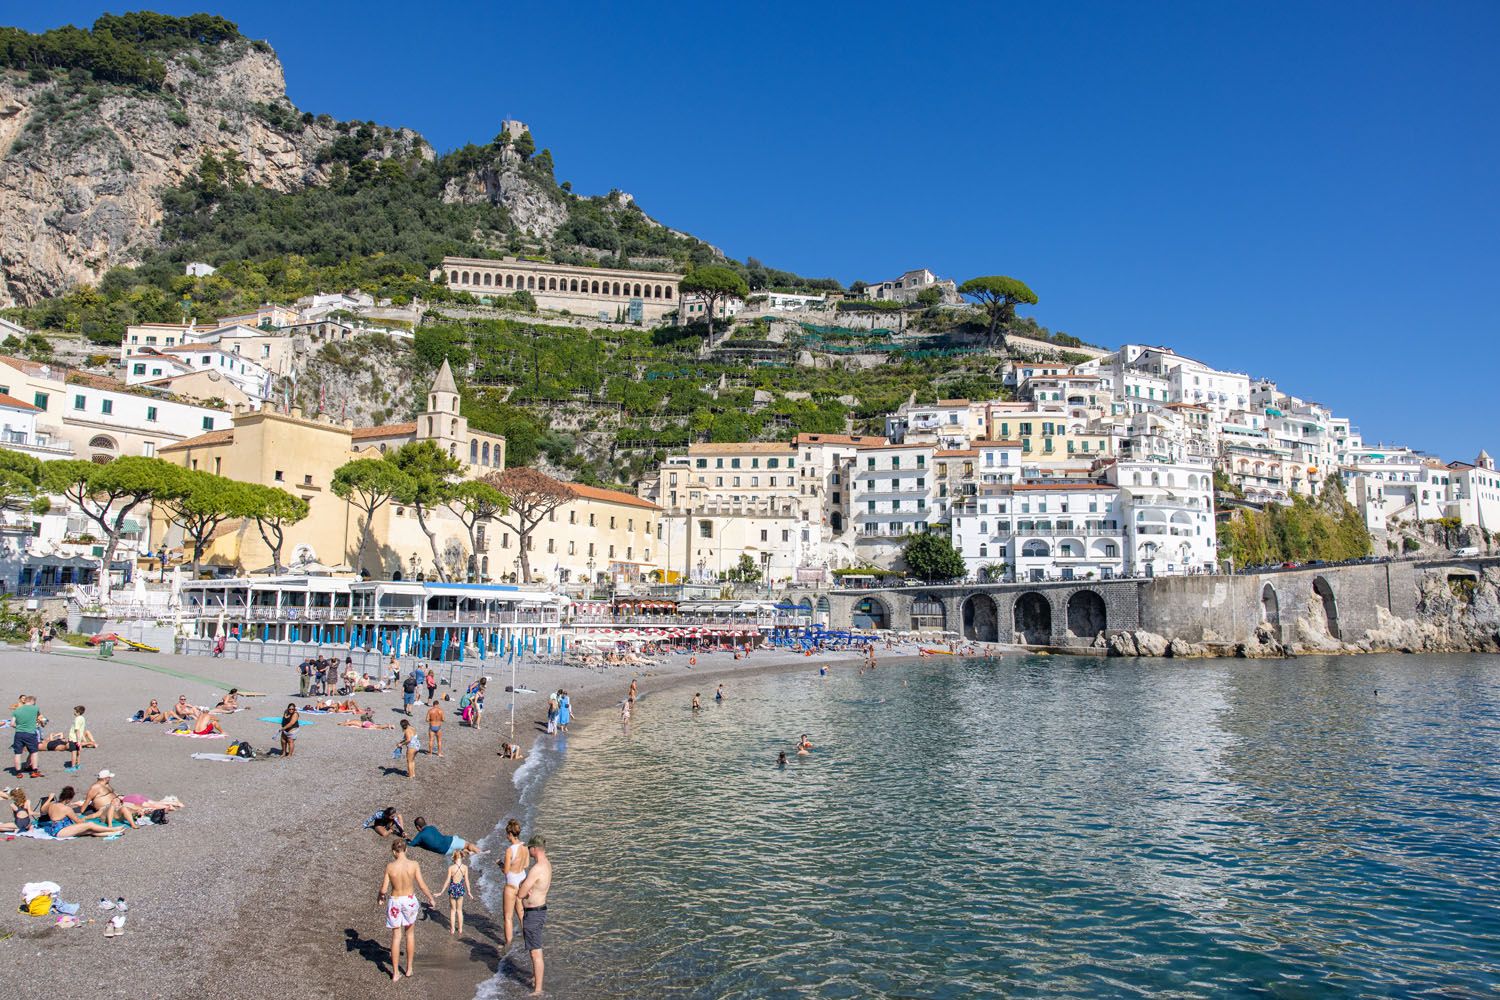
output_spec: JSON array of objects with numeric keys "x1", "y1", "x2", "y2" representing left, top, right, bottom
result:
[{"x1": 13, "y1": 2, "x2": 1499, "y2": 460}]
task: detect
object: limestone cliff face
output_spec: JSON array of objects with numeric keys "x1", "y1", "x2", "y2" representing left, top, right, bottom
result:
[
  {"x1": 0, "y1": 43, "x2": 429, "y2": 306},
  {"x1": 440, "y1": 143, "x2": 568, "y2": 238}
]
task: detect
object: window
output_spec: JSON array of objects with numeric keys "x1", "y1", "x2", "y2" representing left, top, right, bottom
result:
[
  {"x1": 73, "y1": 394, "x2": 86, "y2": 410},
  {"x1": 608, "y1": 545, "x2": 615, "y2": 558},
  {"x1": 303, "y1": 474, "x2": 313, "y2": 486},
  {"x1": 547, "y1": 539, "x2": 556, "y2": 553},
  {"x1": 760, "y1": 530, "x2": 768, "y2": 542},
  {"x1": 215, "y1": 458, "x2": 222, "y2": 475},
  {"x1": 587, "y1": 543, "x2": 595, "y2": 557},
  {"x1": 782, "y1": 530, "x2": 790, "y2": 542},
  {"x1": 274, "y1": 470, "x2": 284, "y2": 482},
  {"x1": 142, "y1": 442, "x2": 155, "y2": 457},
  {"x1": 33, "y1": 392, "x2": 48, "y2": 410},
  {"x1": 101, "y1": 399, "x2": 112, "y2": 415},
  {"x1": 892, "y1": 456, "x2": 900, "y2": 470},
  {"x1": 867, "y1": 458, "x2": 875, "y2": 470},
  {"x1": 699, "y1": 520, "x2": 713, "y2": 538},
  {"x1": 567, "y1": 541, "x2": 575, "y2": 555},
  {"x1": 589, "y1": 514, "x2": 596, "y2": 527},
  {"x1": 609, "y1": 517, "x2": 616, "y2": 529},
  {"x1": 569, "y1": 511, "x2": 576, "y2": 524},
  {"x1": 202, "y1": 417, "x2": 214, "y2": 431},
  {"x1": 696, "y1": 459, "x2": 707, "y2": 469},
  {"x1": 146, "y1": 406, "x2": 158, "y2": 422},
  {"x1": 731, "y1": 458, "x2": 741, "y2": 469},
  {"x1": 768, "y1": 458, "x2": 779, "y2": 468}
]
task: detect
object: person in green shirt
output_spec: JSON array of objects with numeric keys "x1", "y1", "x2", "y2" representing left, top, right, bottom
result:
[{"x1": 11, "y1": 695, "x2": 43, "y2": 778}]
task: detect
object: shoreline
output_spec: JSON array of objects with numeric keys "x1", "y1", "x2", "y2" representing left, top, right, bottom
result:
[{"x1": 0, "y1": 640, "x2": 885, "y2": 1000}]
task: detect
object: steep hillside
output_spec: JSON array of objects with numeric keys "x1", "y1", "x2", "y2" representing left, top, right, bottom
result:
[{"x1": 0, "y1": 13, "x2": 426, "y2": 305}]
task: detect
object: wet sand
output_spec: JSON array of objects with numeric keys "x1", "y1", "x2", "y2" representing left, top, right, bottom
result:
[{"x1": 0, "y1": 640, "x2": 906, "y2": 999}]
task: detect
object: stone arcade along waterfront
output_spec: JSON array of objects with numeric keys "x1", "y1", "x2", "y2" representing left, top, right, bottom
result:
[{"x1": 489, "y1": 653, "x2": 1500, "y2": 999}]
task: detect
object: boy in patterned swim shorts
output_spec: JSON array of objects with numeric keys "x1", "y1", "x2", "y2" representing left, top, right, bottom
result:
[{"x1": 378, "y1": 840, "x2": 437, "y2": 981}]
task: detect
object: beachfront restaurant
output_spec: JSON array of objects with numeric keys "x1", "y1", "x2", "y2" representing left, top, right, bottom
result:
[
  {"x1": 179, "y1": 577, "x2": 564, "y2": 661},
  {"x1": 567, "y1": 598, "x2": 782, "y2": 650}
]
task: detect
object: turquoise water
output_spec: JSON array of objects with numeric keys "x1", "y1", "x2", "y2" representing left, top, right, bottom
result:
[{"x1": 482, "y1": 654, "x2": 1500, "y2": 997}]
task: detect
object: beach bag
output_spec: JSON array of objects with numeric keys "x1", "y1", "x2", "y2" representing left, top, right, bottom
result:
[
  {"x1": 234, "y1": 741, "x2": 257, "y2": 759},
  {"x1": 26, "y1": 895, "x2": 53, "y2": 917},
  {"x1": 148, "y1": 808, "x2": 168, "y2": 825}
]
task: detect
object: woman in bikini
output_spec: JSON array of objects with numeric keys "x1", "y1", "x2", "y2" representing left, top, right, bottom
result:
[
  {"x1": 279, "y1": 704, "x2": 300, "y2": 758},
  {"x1": 37, "y1": 786, "x2": 116, "y2": 838},
  {"x1": 369, "y1": 807, "x2": 404, "y2": 838},
  {"x1": 499, "y1": 818, "x2": 527, "y2": 946},
  {"x1": 442, "y1": 850, "x2": 472, "y2": 935},
  {"x1": 3, "y1": 787, "x2": 31, "y2": 833},
  {"x1": 339, "y1": 718, "x2": 396, "y2": 729},
  {"x1": 214, "y1": 689, "x2": 240, "y2": 713}
]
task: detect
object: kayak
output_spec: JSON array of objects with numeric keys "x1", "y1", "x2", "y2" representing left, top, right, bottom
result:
[{"x1": 919, "y1": 648, "x2": 954, "y2": 655}]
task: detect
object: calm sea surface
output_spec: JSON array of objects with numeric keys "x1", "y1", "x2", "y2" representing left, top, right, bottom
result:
[{"x1": 480, "y1": 654, "x2": 1500, "y2": 998}]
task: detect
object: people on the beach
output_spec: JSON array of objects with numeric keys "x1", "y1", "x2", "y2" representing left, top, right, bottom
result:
[
  {"x1": 5, "y1": 787, "x2": 33, "y2": 832},
  {"x1": 796, "y1": 734, "x2": 814, "y2": 756},
  {"x1": 212, "y1": 633, "x2": 226, "y2": 658},
  {"x1": 691, "y1": 692, "x2": 701, "y2": 712},
  {"x1": 136, "y1": 700, "x2": 167, "y2": 724},
  {"x1": 83, "y1": 769, "x2": 141, "y2": 826},
  {"x1": 11, "y1": 694, "x2": 43, "y2": 778},
  {"x1": 298, "y1": 658, "x2": 313, "y2": 698},
  {"x1": 407, "y1": 816, "x2": 481, "y2": 860},
  {"x1": 442, "y1": 850, "x2": 472, "y2": 935},
  {"x1": 367, "y1": 807, "x2": 404, "y2": 838},
  {"x1": 426, "y1": 700, "x2": 445, "y2": 757},
  {"x1": 620, "y1": 699, "x2": 631, "y2": 723},
  {"x1": 402, "y1": 672, "x2": 419, "y2": 716},
  {"x1": 714, "y1": 684, "x2": 725, "y2": 703},
  {"x1": 214, "y1": 689, "x2": 240, "y2": 713},
  {"x1": 396, "y1": 720, "x2": 419, "y2": 778},
  {"x1": 777, "y1": 751, "x2": 788, "y2": 767},
  {"x1": 37, "y1": 785, "x2": 116, "y2": 838},
  {"x1": 169, "y1": 696, "x2": 195, "y2": 721},
  {"x1": 28, "y1": 625, "x2": 40, "y2": 653},
  {"x1": 190, "y1": 711, "x2": 224, "y2": 736},
  {"x1": 499, "y1": 742, "x2": 524, "y2": 760},
  {"x1": 545, "y1": 694, "x2": 559, "y2": 734},
  {"x1": 557, "y1": 691, "x2": 572, "y2": 733},
  {"x1": 628, "y1": 678, "x2": 638, "y2": 705},
  {"x1": 66, "y1": 705, "x2": 92, "y2": 773},
  {"x1": 340, "y1": 718, "x2": 396, "y2": 730},
  {"x1": 500, "y1": 818, "x2": 527, "y2": 947},
  {"x1": 425, "y1": 668, "x2": 438, "y2": 703},
  {"x1": 279, "y1": 703, "x2": 300, "y2": 758},
  {"x1": 378, "y1": 840, "x2": 437, "y2": 982},
  {"x1": 517, "y1": 835, "x2": 552, "y2": 995}
]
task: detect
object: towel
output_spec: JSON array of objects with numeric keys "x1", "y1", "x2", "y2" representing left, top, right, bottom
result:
[
  {"x1": 190, "y1": 752, "x2": 247, "y2": 762},
  {"x1": 168, "y1": 729, "x2": 224, "y2": 739},
  {"x1": 258, "y1": 716, "x2": 315, "y2": 725}
]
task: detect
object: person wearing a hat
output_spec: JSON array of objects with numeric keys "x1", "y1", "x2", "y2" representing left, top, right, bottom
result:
[
  {"x1": 82, "y1": 769, "x2": 142, "y2": 828},
  {"x1": 516, "y1": 835, "x2": 553, "y2": 994}
]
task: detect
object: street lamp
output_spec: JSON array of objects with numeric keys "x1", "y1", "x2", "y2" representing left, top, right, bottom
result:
[{"x1": 157, "y1": 545, "x2": 167, "y2": 583}]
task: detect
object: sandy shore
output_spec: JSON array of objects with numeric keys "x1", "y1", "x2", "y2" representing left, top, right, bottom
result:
[{"x1": 0, "y1": 639, "x2": 898, "y2": 999}]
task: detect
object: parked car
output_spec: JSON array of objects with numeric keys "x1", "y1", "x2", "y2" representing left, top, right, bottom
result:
[
  {"x1": 1455, "y1": 546, "x2": 1480, "y2": 557},
  {"x1": 1280, "y1": 561, "x2": 1299, "y2": 569}
]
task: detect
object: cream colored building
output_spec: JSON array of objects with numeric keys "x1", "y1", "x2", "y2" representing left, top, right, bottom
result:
[
  {"x1": 489, "y1": 482, "x2": 660, "y2": 591},
  {"x1": 441, "y1": 255, "x2": 682, "y2": 322},
  {"x1": 642, "y1": 441, "x2": 815, "y2": 585}
]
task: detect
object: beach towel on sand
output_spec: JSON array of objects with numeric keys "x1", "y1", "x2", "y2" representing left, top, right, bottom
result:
[
  {"x1": 257, "y1": 716, "x2": 316, "y2": 725},
  {"x1": 168, "y1": 729, "x2": 224, "y2": 739},
  {"x1": 190, "y1": 752, "x2": 248, "y2": 762}
]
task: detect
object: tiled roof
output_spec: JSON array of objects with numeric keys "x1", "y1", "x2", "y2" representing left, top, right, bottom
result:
[
  {"x1": 0, "y1": 391, "x2": 40, "y2": 411},
  {"x1": 351, "y1": 423, "x2": 417, "y2": 441},
  {"x1": 687, "y1": 442, "x2": 795, "y2": 454},
  {"x1": 161, "y1": 429, "x2": 235, "y2": 451},
  {"x1": 794, "y1": 433, "x2": 887, "y2": 446},
  {"x1": 569, "y1": 483, "x2": 660, "y2": 511}
]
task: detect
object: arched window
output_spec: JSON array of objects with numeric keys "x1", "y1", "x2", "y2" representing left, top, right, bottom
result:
[
  {"x1": 379, "y1": 443, "x2": 387, "y2": 453},
  {"x1": 482, "y1": 442, "x2": 490, "y2": 465},
  {"x1": 1132, "y1": 472, "x2": 1142, "y2": 485},
  {"x1": 89, "y1": 435, "x2": 116, "y2": 450},
  {"x1": 1022, "y1": 540, "x2": 1050, "y2": 557},
  {"x1": 613, "y1": 282, "x2": 622, "y2": 295},
  {"x1": 634, "y1": 283, "x2": 642, "y2": 296},
  {"x1": 549, "y1": 278, "x2": 558, "y2": 290},
  {"x1": 527, "y1": 276, "x2": 536, "y2": 290},
  {"x1": 481, "y1": 556, "x2": 489, "y2": 577},
  {"x1": 665, "y1": 285, "x2": 673, "y2": 299},
  {"x1": 451, "y1": 419, "x2": 458, "y2": 435},
  {"x1": 426, "y1": 417, "x2": 434, "y2": 435},
  {"x1": 979, "y1": 544, "x2": 988, "y2": 558},
  {"x1": 461, "y1": 271, "x2": 470, "y2": 284},
  {"x1": 449, "y1": 270, "x2": 459, "y2": 283},
  {"x1": 505, "y1": 274, "x2": 514, "y2": 288},
  {"x1": 470, "y1": 439, "x2": 479, "y2": 463},
  {"x1": 483, "y1": 273, "x2": 492, "y2": 286},
  {"x1": 570, "y1": 279, "x2": 579, "y2": 292},
  {"x1": 655, "y1": 284, "x2": 663, "y2": 298},
  {"x1": 591, "y1": 281, "x2": 599, "y2": 294}
]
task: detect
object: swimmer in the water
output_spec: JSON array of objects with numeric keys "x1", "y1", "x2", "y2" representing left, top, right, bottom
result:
[
  {"x1": 691, "y1": 692, "x2": 701, "y2": 712},
  {"x1": 777, "y1": 751, "x2": 787, "y2": 767},
  {"x1": 796, "y1": 734, "x2": 813, "y2": 755}
]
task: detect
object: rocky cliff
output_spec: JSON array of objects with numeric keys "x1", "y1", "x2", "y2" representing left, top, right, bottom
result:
[{"x1": 0, "y1": 40, "x2": 427, "y2": 306}]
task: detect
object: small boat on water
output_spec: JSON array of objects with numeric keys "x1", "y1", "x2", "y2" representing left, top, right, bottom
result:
[{"x1": 919, "y1": 647, "x2": 954, "y2": 655}]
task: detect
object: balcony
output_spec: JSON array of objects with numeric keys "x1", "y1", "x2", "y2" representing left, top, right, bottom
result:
[{"x1": 0, "y1": 431, "x2": 74, "y2": 457}]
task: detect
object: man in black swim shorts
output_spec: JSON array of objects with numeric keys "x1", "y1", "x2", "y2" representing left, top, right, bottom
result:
[{"x1": 516, "y1": 835, "x2": 552, "y2": 994}]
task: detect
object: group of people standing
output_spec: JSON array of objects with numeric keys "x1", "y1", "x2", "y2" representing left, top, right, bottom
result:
[
  {"x1": 376, "y1": 814, "x2": 552, "y2": 993},
  {"x1": 545, "y1": 690, "x2": 572, "y2": 734}
]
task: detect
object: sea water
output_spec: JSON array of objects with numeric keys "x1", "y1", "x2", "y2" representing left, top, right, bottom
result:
[{"x1": 479, "y1": 654, "x2": 1500, "y2": 997}]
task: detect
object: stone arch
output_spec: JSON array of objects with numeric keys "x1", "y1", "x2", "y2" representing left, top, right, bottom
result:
[
  {"x1": 853, "y1": 596, "x2": 889, "y2": 630},
  {"x1": 89, "y1": 434, "x2": 117, "y2": 451},
  {"x1": 591, "y1": 280, "x2": 600, "y2": 294},
  {"x1": 634, "y1": 283, "x2": 643, "y2": 297},
  {"x1": 527, "y1": 276, "x2": 536, "y2": 290},
  {"x1": 570, "y1": 279, "x2": 579, "y2": 292},
  {"x1": 910, "y1": 594, "x2": 946, "y2": 631},
  {"x1": 504, "y1": 274, "x2": 514, "y2": 288},
  {"x1": 470, "y1": 439, "x2": 478, "y2": 463},
  {"x1": 1261, "y1": 583, "x2": 1280, "y2": 631},
  {"x1": 549, "y1": 277, "x2": 558, "y2": 290},
  {"x1": 1312, "y1": 576, "x2": 1340, "y2": 639},
  {"x1": 460, "y1": 270, "x2": 470, "y2": 285},
  {"x1": 449, "y1": 270, "x2": 459, "y2": 283},
  {"x1": 613, "y1": 282, "x2": 622, "y2": 296},
  {"x1": 1066, "y1": 590, "x2": 1107, "y2": 639},
  {"x1": 483, "y1": 273, "x2": 492, "y2": 286},
  {"x1": 450, "y1": 418, "x2": 458, "y2": 435},
  {"x1": 481, "y1": 442, "x2": 490, "y2": 465},
  {"x1": 815, "y1": 596, "x2": 830, "y2": 614},
  {"x1": 962, "y1": 593, "x2": 999, "y2": 642},
  {"x1": 1013, "y1": 592, "x2": 1052, "y2": 645},
  {"x1": 665, "y1": 285, "x2": 674, "y2": 299},
  {"x1": 1022, "y1": 539, "x2": 1050, "y2": 558}
]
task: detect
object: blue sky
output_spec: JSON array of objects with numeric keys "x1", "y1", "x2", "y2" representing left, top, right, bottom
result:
[{"x1": 13, "y1": 2, "x2": 1499, "y2": 459}]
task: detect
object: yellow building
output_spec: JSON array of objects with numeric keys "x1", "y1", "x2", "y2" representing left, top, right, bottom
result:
[
  {"x1": 489, "y1": 481, "x2": 660, "y2": 590},
  {"x1": 155, "y1": 362, "x2": 507, "y2": 576}
]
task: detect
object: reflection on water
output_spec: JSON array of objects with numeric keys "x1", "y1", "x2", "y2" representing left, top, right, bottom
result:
[{"x1": 480, "y1": 654, "x2": 1500, "y2": 998}]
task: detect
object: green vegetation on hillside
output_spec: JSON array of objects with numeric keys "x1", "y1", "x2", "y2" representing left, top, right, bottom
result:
[
  {"x1": 0, "y1": 12, "x2": 241, "y2": 89},
  {"x1": 1218, "y1": 478, "x2": 1372, "y2": 568}
]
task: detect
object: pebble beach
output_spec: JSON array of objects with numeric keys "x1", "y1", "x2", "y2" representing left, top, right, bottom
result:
[{"x1": 0, "y1": 640, "x2": 891, "y2": 999}]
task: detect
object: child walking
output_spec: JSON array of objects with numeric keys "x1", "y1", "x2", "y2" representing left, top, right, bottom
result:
[{"x1": 442, "y1": 850, "x2": 471, "y2": 934}]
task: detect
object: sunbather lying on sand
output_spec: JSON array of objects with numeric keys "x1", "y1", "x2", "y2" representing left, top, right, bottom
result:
[
  {"x1": 338, "y1": 719, "x2": 396, "y2": 729},
  {"x1": 304, "y1": 699, "x2": 366, "y2": 714},
  {"x1": 82, "y1": 770, "x2": 142, "y2": 827},
  {"x1": 118, "y1": 794, "x2": 184, "y2": 813}
]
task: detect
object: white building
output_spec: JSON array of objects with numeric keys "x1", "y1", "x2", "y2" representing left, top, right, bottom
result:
[
  {"x1": 765, "y1": 292, "x2": 826, "y2": 311},
  {"x1": 951, "y1": 482, "x2": 1126, "y2": 582},
  {"x1": 861, "y1": 268, "x2": 958, "y2": 304},
  {"x1": 1443, "y1": 451, "x2": 1500, "y2": 534},
  {"x1": 0, "y1": 391, "x2": 72, "y2": 461},
  {"x1": 885, "y1": 398, "x2": 985, "y2": 446},
  {"x1": 850, "y1": 441, "x2": 938, "y2": 566}
]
